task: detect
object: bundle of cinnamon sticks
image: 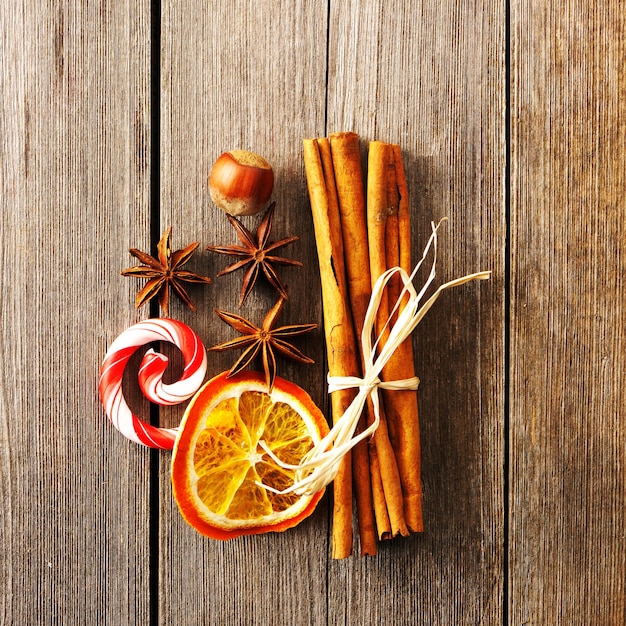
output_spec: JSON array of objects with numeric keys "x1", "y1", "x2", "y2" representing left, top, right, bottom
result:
[{"x1": 303, "y1": 132, "x2": 423, "y2": 558}]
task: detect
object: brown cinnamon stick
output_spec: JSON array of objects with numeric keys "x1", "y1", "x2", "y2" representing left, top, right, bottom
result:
[
  {"x1": 394, "y1": 145, "x2": 412, "y2": 275},
  {"x1": 384, "y1": 148, "x2": 403, "y2": 326},
  {"x1": 329, "y1": 132, "x2": 372, "y2": 330},
  {"x1": 366, "y1": 140, "x2": 409, "y2": 538},
  {"x1": 327, "y1": 132, "x2": 378, "y2": 555},
  {"x1": 317, "y1": 138, "x2": 378, "y2": 556},
  {"x1": 370, "y1": 142, "x2": 423, "y2": 533},
  {"x1": 386, "y1": 144, "x2": 423, "y2": 532},
  {"x1": 368, "y1": 440, "x2": 392, "y2": 540},
  {"x1": 303, "y1": 138, "x2": 356, "y2": 559}
]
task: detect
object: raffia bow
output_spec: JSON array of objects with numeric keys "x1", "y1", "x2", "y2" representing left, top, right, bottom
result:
[{"x1": 260, "y1": 220, "x2": 491, "y2": 496}]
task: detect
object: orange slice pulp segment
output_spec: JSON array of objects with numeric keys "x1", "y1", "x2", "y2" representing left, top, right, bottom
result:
[{"x1": 171, "y1": 371, "x2": 329, "y2": 539}]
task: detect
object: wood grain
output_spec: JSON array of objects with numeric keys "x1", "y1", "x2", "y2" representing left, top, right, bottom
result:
[
  {"x1": 0, "y1": 1, "x2": 154, "y2": 623},
  {"x1": 510, "y1": 1, "x2": 626, "y2": 623}
]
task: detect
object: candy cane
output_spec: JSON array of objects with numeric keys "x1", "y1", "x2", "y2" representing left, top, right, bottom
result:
[{"x1": 99, "y1": 318, "x2": 208, "y2": 449}]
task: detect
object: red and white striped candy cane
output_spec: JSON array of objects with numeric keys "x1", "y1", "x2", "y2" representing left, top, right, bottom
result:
[{"x1": 99, "y1": 318, "x2": 207, "y2": 449}]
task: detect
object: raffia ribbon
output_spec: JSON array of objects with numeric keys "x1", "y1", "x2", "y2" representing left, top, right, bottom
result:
[{"x1": 260, "y1": 220, "x2": 491, "y2": 496}]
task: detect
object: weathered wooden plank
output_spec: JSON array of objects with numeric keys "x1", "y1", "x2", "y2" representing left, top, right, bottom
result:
[
  {"x1": 0, "y1": 1, "x2": 153, "y2": 623},
  {"x1": 157, "y1": 2, "x2": 330, "y2": 624},
  {"x1": 325, "y1": 0, "x2": 506, "y2": 623},
  {"x1": 510, "y1": 1, "x2": 626, "y2": 623}
]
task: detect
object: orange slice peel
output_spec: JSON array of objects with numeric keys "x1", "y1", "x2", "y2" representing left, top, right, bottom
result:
[{"x1": 171, "y1": 370, "x2": 329, "y2": 539}]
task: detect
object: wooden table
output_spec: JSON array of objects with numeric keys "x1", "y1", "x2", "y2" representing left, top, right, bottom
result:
[{"x1": 2, "y1": 1, "x2": 624, "y2": 624}]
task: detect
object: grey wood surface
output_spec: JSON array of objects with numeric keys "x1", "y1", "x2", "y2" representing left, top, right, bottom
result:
[
  {"x1": 1, "y1": 2, "x2": 154, "y2": 624},
  {"x1": 0, "y1": 1, "x2": 624, "y2": 624},
  {"x1": 510, "y1": 2, "x2": 626, "y2": 624}
]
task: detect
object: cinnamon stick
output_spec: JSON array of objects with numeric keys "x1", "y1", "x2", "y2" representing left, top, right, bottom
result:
[
  {"x1": 327, "y1": 132, "x2": 378, "y2": 555},
  {"x1": 386, "y1": 144, "x2": 423, "y2": 532},
  {"x1": 329, "y1": 132, "x2": 372, "y2": 331},
  {"x1": 370, "y1": 142, "x2": 423, "y2": 533},
  {"x1": 384, "y1": 148, "x2": 403, "y2": 326},
  {"x1": 368, "y1": 440, "x2": 392, "y2": 540},
  {"x1": 303, "y1": 138, "x2": 356, "y2": 559},
  {"x1": 366, "y1": 140, "x2": 409, "y2": 538},
  {"x1": 394, "y1": 145, "x2": 412, "y2": 275},
  {"x1": 317, "y1": 138, "x2": 378, "y2": 556}
]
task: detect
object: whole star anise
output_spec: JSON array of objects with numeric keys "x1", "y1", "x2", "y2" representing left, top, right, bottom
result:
[
  {"x1": 207, "y1": 202, "x2": 302, "y2": 306},
  {"x1": 211, "y1": 296, "x2": 316, "y2": 390},
  {"x1": 121, "y1": 226, "x2": 212, "y2": 316}
]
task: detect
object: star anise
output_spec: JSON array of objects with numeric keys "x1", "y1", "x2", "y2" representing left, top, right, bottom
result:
[
  {"x1": 207, "y1": 202, "x2": 302, "y2": 306},
  {"x1": 121, "y1": 226, "x2": 212, "y2": 316},
  {"x1": 211, "y1": 296, "x2": 316, "y2": 390}
]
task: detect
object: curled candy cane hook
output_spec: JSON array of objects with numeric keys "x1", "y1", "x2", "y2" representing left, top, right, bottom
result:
[{"x1": 99, "y1": 318, "x2": 207, "y2": 449}]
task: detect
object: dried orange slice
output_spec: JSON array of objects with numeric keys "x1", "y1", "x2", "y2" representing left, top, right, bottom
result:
[{"x1": 171, "y1": 370, "x2": 329, "y2": 539}]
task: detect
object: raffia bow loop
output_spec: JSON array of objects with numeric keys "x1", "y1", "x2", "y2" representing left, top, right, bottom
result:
[{"x1": 258, "y1": 220, "x2": 491, "y2": 496}]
